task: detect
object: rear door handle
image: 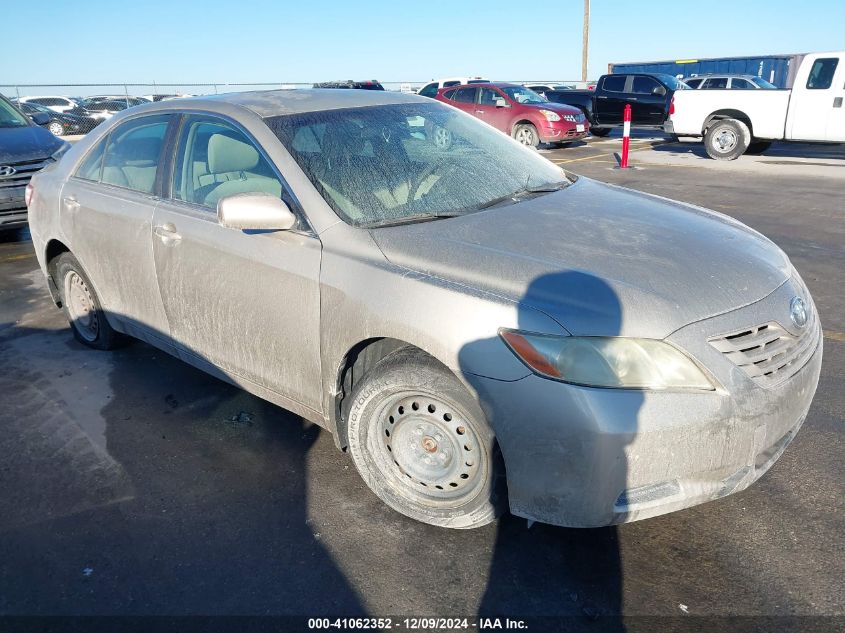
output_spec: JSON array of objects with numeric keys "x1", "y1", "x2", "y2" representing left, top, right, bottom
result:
[
  {"x1": 834, "y1": 97, "x2": 843, "y2": 108},
  {"x1": 597, "y1": 95, "x2": 608, "y2": 99},
  {"x1": 62, "y1": 196, "x2": 80, "y2": 211},
  {"x1": 154, "y1": 223, "x2": 181, "y2": 244}
]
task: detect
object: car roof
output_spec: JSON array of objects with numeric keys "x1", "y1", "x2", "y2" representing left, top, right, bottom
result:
[{"x1": 121, "y1": 88, "x2": 422, "y2": 118}]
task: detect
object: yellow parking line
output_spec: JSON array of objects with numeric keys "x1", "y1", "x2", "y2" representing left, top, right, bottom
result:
[
  {"x1": 552, "y1": 142, "x2": 665, "y2": 165},
  {"x1": 824, "y1": 330, "x2": 845, "y2": 343},
  {"x1": 0, "y1": 253, "x2": 34, "y2": 263}
]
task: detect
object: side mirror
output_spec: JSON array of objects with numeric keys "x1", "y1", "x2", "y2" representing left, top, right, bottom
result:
[
  {"x1": 218, "y1": 192, "x2": 296, "y2": 231},
  {"x1": 494, "y1": 98, "x2": 508, "y2": 108},
  {"x1": 652, "y1": 85, "x2": 667, "y2": 96},
  {"x1": 31, "y1": 112, "x2": 51, "y2": 125}
]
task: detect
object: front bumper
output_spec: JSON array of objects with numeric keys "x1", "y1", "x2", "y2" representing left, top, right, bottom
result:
[
  {"x1": 467, "y1": 278, "x2": 823, "y2": 527},
  {"x1": 539, "y1": 120, "x2": 589, "y2": 143},
  {"x1": 0, "y1": 190, "x2": 29, "y2": 229}
]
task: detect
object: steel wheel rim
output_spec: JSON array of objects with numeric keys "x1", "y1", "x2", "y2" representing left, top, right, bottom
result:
[
  {"x1": 714, "y1": 128, "x2": 737, "y2": 152},
  {"x1": 368, "y1": 392, "x2": 485, "y2": 505},
  {"x1": 434, "y1": 127, "x2": 451, "y2": 148},
  {"x1": 63, "y1": 271, "x2": 98, "y2": 342},
  {"x1": 48, "y1": 122, "x2": 63, "y2": 136}
]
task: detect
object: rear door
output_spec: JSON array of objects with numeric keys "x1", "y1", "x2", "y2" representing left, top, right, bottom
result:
[
  {"x1": 58, "y1": 114, "x2": 174, "y2": 341},
  {"x1": 151, "y1": 113, "x2": 323, "y2": 411},
  {"x1": 443, "y1": 87, "x2": 478, "y2": 115},
  {"x1": 594, "y1": 75, "x2": 627, "y2": 125},
  {"x1": 788, "y1": 55, "x2": 843, "y2": 141}
]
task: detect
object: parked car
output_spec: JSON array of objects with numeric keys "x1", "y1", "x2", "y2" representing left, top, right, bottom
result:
[
  {"x1": 668, "y1": 50, "x2": 845, "y2": 159},
  {"x1": 27, "y1": 89, "x2": 821, "y2": 529},
  {"x1": 140, "y1": 94, "x2": 182, "y2": 102},
  {"x1": 80, "y1": 99, "x2": 136, "y2": 121},
  {"x1": 436, "y1": 82, "x2": 588, "y2": 147},
  {"x1": 545, "y1": 73, "x2": 689, "y2": 136},
  {"x1": 17, "y1": 96, "x2": 79, "y2": 114},
  {"x1": 0, "y1": 94, "x2": 68, "y2": 231},
  {"x1": 525, "y1": 83, "x2": 575, "y2": 97},
  {"x1": 18, "y1": 101, "x2": 100, "y2": 136},
  {"x1": 683, "y1": 75, "x2": 777, "y2": 90},
  {"x1": 417, "y1": 77, "x2": 490, "y2": 98},
  {"x1": 312, "y1": 80, "x2": 384, "y2": 90}
]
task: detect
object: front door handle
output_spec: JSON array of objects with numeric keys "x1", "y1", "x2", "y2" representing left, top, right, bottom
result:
[
  {"x1": 834, "y1": 97, "x2": 843, "y2": 108},
  {"x1": 62, "y1": 196, "x2": 80, "y2": 211},
  {"x1": 475, "y1": 110, "x2": 484, "y2": 115},
  {"x1": 154, "y1": 223, "x2": 181, "y2": 244}
]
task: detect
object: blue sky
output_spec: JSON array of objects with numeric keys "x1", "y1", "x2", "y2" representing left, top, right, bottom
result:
[{"x1": 6, "y1": 0, "x2": 844, "y2": 84}]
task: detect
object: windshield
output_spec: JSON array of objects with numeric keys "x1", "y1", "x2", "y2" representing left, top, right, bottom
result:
[
  {"x1": 500, "y1": 86, "x2": 547, "y2": 104},
  {"x1": 0, "y1": 97, "x2": 30, "y2": 128},
  {"x1": 266, "y1": 102, "x2": 571, "y2": 227},
  {"x1": 751, "y1": 77, "x2": 777, "y2": 89}
]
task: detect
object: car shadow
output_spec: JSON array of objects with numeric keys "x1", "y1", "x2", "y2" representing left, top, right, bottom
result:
[
  {"x1": 460, "y1": 271, "x2": 641, "y2": 628},
  {"x1": 654, "y1": 140, "x2": 845, "y2": 161}
]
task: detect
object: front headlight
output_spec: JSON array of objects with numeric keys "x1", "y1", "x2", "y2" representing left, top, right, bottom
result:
[
  {"x1": 50, "y1": 142, "x2": 71, "y2": 162},
  {"x1": 540, "y1": 109, "x2": 561, "y2": 122},
  {"x1": 500, "y1": 330, "x2": 715, "y2": 391}
]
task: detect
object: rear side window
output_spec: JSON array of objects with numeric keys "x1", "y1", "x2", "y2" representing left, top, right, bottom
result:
[
  {"x1": 806, "y1": 58, "x2": 839, "y2": 89},
  {"x1": 452, "y1": 87, "x2": 477, "y2": 103},
  {"x1": 75, "y1": 138, "x2": 108, "y2": 181},
  {"x1": 602, "y1": 75, "x2": 626, "y2": 92},
  {"x1": 100, "y1": 114, "x2": 171, "y2": 194}
]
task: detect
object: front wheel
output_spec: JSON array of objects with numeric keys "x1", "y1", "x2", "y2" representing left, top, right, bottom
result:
[
  {"x1": 512, "y1": 123, "x2": 540, "y2": 148},
  {"x1": 590, "y1": 126, "x2": 611, "y2": 137},
  {"x1": 347, "y1": 348, "x2": 503, "y2": 529},
  {"x1": 704, "y1": 118, "x2": 750, "y2": 160},
  {"x1": 55, "y1": 252, "x2": 122, "y2": 350}
]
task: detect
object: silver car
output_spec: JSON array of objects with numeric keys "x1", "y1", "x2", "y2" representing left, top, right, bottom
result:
[{"x1": 27, "y1": 90, "x2": 822, "y2": 529}]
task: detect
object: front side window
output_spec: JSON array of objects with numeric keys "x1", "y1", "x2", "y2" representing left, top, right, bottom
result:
[
  {"x1": 100, "y1": 114, "x2": 171, "y2": 193},
  {"x1": 75, "y1": 137, "x2": 108, "y2": 181},
  {"x1": 702, "y1": 77, "x2": 728, "y2": 89},
  {"x1": 632, "y1": 76, "x2": 660, "y2": 94},
  {"x1": 751, "y1": 77, "x2": 777, "y2": 89},
  {"x1": 730, "y1": 78, "x2": 755, "y2": 90},
  {"x1": 602, "y1": 75, "x2": 626, "y2": 92},
  {"x1": 500, "y1": 86, "x2": 545, "y2": 104},
  {"x1": 418, "y1": 83, "x2": 438, "y2": 98},
  {"x1": 479, "y1": 87, "x2": 504, "y2": 106},
  {"x1": 0, "y1": 98, "x2": 29, "y2": 128},
  {"x1": 172, "y1": 116, "x2": 284, "y2": 210},
  {"x1": 266, "y1": 102, "x2": 571, "y2": 227},
  {"x1": 807, "y1": 58, "x2": 839, "y2": 89}
]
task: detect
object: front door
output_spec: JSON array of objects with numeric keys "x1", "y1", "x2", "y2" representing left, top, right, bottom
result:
[
  {"x1": 151, "y1": 114, "x2": 323, "y2": 412},
  {"x1": 789, "y1": 56, "x2": 842, "y2": 141},
  {"x1": 594, "y1": 74, "x2": 628, "y2": 125},
  {"x1": 629, "y1": 75, "x2": 667, "y2": 126},
  {"x1": 474, "y1": 87, "x2": 513, "y2": 134}
]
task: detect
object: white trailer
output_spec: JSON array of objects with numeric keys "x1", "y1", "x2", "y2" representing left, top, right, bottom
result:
[{"x1": 667, "y1": 51, "x2": 845, "y2": 159}]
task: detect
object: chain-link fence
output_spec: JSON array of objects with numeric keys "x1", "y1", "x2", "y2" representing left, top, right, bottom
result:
[{"x1": 1, "y1": 81, "x2": 595, "y2": 138}]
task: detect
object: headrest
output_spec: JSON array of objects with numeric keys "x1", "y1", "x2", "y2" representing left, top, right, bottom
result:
[
  {"x1": 208, "y1": 133, "x2": 259, "y2": 174},
  {"x1": 111, "y1": 137, "x2": 161, "y2": 163}
]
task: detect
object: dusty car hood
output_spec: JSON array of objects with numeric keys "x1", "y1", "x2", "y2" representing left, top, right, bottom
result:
[
  {"x1": 370, "y1": 178, "x2": 790, "y2": 339},
  {"x1": 0, "y1": 125, "x2": 63, "y2": 163}
]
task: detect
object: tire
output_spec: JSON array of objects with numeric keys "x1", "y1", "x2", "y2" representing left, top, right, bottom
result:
[
  {"x1": 745, "y1": 140, "x2": 772, "y2": 155},
  {"x1": 590, "y1": 127, "x2": 611, "y2": 137},
  {"x1": 48, "y1": 121, "x2": 65, "y2": 136},
  {"x1": 704, "y1": 118, "x2": 750, "y2": 160},
  {"x1": 347, "y1": 348, "x2": 503, "y2": 529},
  {"x1": 54, "y1": 252, "x2": 121, "y2": 350},
  {"x1": 512, "y1": 123, "x2": 540, "y2": 148}
]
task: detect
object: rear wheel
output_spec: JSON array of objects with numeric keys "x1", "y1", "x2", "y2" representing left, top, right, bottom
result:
[
  {"x1": 347, "y1": 348, "x2": 503, "y2": 529},
  {"x1": 512, "y1": 123, "x2": 540, "y2": 148},
  {"x1": 590, "y1": 126, "x2": 611, "y2": 137},
  {"x1": 745, "y1": 140, "x2": 772, "y2": 155},
  {"x1": 704, "y1": 118, "x2": 750, "y2": 160},
  {"x1": 55, "y1": 252, "x2": 121, "y2": 350}
]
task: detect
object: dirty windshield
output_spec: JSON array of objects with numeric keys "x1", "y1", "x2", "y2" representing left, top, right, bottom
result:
[{"x1": 266, "y1": 102, "x2": 571, "y2": 227}]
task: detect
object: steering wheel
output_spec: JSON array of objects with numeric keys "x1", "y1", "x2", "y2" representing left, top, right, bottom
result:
[{"x1": 408, "y1": 159, "x2": 462, "y2": 203}]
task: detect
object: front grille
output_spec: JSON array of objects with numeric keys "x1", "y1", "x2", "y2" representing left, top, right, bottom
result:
[
  {"x1": 0, "y1": 158, "x2": 51, "y2": 190},
  {"x1": 708, "y1": 309, "x2": 820, "y2": 388}
]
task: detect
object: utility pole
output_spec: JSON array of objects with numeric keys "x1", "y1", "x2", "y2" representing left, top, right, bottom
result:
[{"x1": 581, "y1": 0, "x2": 590, "y2": 82}]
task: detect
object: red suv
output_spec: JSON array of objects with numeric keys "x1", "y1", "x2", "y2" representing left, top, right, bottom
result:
[{"x1": 436, "y1": 82, "x2": 589, "y2": 147}]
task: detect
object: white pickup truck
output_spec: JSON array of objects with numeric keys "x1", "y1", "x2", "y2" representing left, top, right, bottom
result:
[{"x1": 667, "y1": 51, "x2": 845, "y2": 159}]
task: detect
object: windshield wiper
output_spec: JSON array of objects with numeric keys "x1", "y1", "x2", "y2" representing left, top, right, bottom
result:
[
  {"x1": 476, "y1": 180, "x2": 570, "y2": 211},
  {"x1": 365, "y1": 211, "x2": 465, "y2": 228}
]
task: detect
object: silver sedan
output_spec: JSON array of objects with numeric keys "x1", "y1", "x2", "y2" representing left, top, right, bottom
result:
[{"x1": 27, "y1": 90, "x2": 822, "y2": 529}]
